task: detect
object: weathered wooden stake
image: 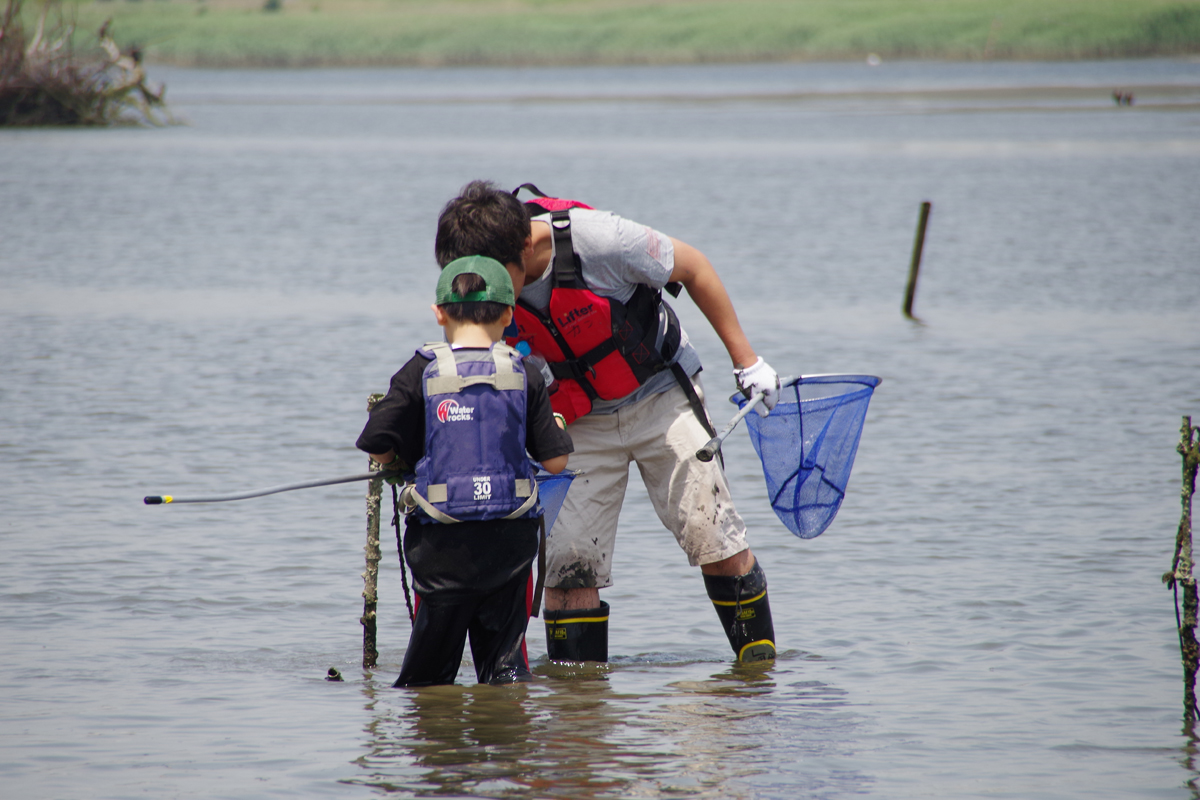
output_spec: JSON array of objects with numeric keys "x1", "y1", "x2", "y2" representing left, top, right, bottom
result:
[
  {"x1": 903, "y1": 201, "x2": 932, "y2": 321},
  {"x1": 361, "y1": 393, "x2": 386, "y2": 669},
  {"x1": 1166, "y1": 416, "x2": 1200, "y2": 725}
]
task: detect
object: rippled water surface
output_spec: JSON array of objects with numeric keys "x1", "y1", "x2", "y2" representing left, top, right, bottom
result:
[{"x1": 2, "y1": 59, "x2": 1199, "y2": 798}]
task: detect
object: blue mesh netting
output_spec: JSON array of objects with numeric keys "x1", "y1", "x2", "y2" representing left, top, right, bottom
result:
[
  {"x1": 535, "y1": 471, "x2": 576, "y2": 533},
  {"x1": 733, "y1": 375, "x2": 880, "y2": 539}
]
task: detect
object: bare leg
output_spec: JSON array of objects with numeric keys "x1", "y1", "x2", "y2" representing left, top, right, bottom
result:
[
  {"x1": 700, "y1": 547, "x2": 755, "y2": 576},
  {"x1": 544, "y1": 586, "x2": 601, "y2": 611}
]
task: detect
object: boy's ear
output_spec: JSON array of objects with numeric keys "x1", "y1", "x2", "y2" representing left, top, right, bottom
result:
[
  {"x1": 432, "y1": 304, "x2": 449, "y2": 326},
  {"x1": 501, "y1": 307, "x2": 514, "y2": 327}
]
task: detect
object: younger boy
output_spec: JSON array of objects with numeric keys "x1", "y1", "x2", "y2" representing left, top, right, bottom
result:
[{"x1": 356, "y1": 256, "x2": 572, "y2": 687}]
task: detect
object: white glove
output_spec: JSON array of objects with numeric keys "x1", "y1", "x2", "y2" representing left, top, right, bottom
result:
[{"x1": 733, "y1": 357, "x2": 780, "y2": 417}]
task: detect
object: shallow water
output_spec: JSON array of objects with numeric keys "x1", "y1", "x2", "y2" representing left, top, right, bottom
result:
[{"x1": 2, "y1": 59, "x2": 1199, "y2": 798}]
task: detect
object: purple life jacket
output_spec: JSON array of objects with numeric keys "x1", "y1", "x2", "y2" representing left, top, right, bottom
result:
[{"x1": 410, "y1": 342, "x2": 540, "y2": 524}]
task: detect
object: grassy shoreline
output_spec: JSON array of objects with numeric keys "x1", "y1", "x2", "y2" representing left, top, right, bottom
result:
[{"x1": 61, "y1": 0, "x2": 1200, "y2": 68}]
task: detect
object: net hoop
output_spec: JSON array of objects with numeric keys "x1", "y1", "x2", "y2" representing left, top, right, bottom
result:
[{"x1": 731, "y1": 374, "x2": 880, "y2": 539}]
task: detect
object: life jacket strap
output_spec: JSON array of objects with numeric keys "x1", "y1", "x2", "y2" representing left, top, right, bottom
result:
[
  {"x1": 403, "y1": 476, "x2": 538, "y2": 525},
  {"x1": 421, "y1": 480, "x2": 530, "y2": 502},
  {"x1": 512, "y1": 182, "x2": 548, "y2": 199},
  {"x1": 502, "y1": 480, "x2": 540, "y2": 520},
  {"x1": 549, "y1": 210, "x2": 582, "y2": 290},
  {"x1": 401, "y1": 483, "x2": 462, "y2": 524},
  {"x1": 531, "y1": 515, "x2": 547, "y2": 617},
  {"x1": 671, "y1": 363, "x2": 717, "y2": 439},
  {"x1": 548, "y1": 337, "x2": 618, "y2": 384},
  {"x1": 423, "y1": 342, "x2": 525, "y2": 396}
]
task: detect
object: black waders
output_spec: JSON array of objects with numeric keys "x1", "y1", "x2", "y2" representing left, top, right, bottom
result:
[
  {"x1": 543, "y1": 601, "x2": 609, "y2": 662},
  {"x1": 704, "y1": 560, "x2": 776, "y2": 663}
]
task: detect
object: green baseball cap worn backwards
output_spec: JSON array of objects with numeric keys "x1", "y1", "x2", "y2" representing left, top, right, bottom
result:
[{"x1": 436, "y1": 256, "x2": 515, "y2": 307}]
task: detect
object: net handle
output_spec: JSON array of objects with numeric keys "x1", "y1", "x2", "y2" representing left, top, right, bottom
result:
[
  {"x1": 696, "y1": 374, "x2": 799, "y2": 462},
  {"x1": 729, "y1": 374, "x2": 883, "y2": 410}
]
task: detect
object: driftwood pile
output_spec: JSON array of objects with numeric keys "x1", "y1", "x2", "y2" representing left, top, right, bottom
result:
[{"x1": 0, "y1": 0, "x2": 173, "y2": 125}]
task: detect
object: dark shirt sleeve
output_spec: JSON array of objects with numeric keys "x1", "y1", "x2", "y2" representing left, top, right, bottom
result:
[
  {"x1": 524, "y1": 365, "x2": 573, "y2": 464},
  {"x1": 355, "y1": 353, "x2": 430, "y2": 472}
]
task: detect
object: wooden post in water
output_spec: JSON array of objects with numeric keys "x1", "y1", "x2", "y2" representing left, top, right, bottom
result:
[
  {"x1": 903, "y1": 201, "x2": 932, "y2": 321},
  {"x1": 361, "y1": 393, "x2": 386, "y2": 669},
  {"x1": 1166, "y1": 416, "x2": 1200, "y2": 725}
]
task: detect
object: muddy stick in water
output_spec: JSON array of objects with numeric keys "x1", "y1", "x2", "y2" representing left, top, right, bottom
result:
[
  {"x1": 1165, "y1": 416, "x2": 1200, "y2": 726},
  {"x1": 903, "y1": 201, "x2": 932, "y2": 321},
  {"x1": 362, "y1": 393, "x2": 386, "y2": 669}
]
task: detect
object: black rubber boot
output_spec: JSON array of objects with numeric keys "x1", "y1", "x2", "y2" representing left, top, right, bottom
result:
[
  {"x1": 544, "y1": 601, "x2": 609, "y2": 662},
  {"x1": 703, "y1": 560, "x2": 776, "y2": 663}
]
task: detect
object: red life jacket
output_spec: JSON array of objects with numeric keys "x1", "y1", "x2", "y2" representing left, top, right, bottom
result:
[{"x1": 504, "y1": 184, "x2": 683, "y2": 425}]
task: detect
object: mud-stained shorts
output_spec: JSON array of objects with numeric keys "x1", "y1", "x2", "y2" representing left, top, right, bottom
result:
[{"x1": 546, "y1": 379, "x2": 749, "y2": 589}]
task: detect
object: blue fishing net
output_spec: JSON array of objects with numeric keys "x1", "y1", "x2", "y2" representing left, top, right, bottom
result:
[
  {"x1": 535, "y1": 471, "x2": 576, "y2": 533},
  {"x1": 732, "y1": 375, "x2": 880, "y2": 539}
]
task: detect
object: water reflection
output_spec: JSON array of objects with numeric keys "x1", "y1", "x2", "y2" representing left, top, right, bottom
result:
[
  {"x1": 650, "y1": 666, "x2": 776, "y2": 797},
  {"x1": 522, "y1": 664, "x2": 633, "y2": 797},
  {"x1": 661, "y1": 662, "x2": 871, "y2": 797},
  {"x1": 353, "y1": 679, "x2": 535, "y2": 795},
  {"x1": 348, "y1": 658, "x2": 867, "y2": 798},
  {"x1": 351, "y1": 666, "x2": 636, "y2": 798},
  {"x1": 1180, "y1": 725, "x2": 1200, "y2": 800}
]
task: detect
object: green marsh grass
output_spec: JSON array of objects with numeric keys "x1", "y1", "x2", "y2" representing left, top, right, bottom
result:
[{"x1": 61, "y1": 0, "x2": 1200, "y2": 67}]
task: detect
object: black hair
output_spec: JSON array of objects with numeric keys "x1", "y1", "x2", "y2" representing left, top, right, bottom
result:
[
  {"x1": 440, "y1": 272, "x2": 510, "y2": 325},
  {"x1": 434, "y1": 180, "x2": 530, "y2": 269}
]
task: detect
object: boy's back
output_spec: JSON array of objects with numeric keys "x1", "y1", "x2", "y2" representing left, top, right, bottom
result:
[
  {"x1": 355, "y1": 257, "x2": 571, "y2": 687},
  {"x1": 410, "y1": 342, "x2": 539, "y2": 525}
]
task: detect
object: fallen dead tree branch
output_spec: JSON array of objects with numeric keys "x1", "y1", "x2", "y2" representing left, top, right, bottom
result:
[{"x1": 0, "y1": 0, "x2": 174, "y2": 126}]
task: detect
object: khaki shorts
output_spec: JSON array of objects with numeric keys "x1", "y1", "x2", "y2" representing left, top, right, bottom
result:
[{"x1": 546, "y1": 379, "x2": 749, "y2": 589}]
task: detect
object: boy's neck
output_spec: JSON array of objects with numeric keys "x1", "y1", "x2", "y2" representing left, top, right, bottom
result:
[
  {"x1": 443, "y1": 319, "x2": 504, "y2": 348},
  {"x1": 524, "y1": 220, "x2": 554, "y2": 283}
]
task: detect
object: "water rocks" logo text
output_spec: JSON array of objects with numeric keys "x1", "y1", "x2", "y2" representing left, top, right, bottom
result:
[{"x1": 436, "y1": 399, "x2": 475, "y2": 423}]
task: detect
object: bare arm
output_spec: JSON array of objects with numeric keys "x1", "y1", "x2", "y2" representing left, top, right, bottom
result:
[
  {"x1": 541, "y1": 454, "x2": 569, "y2": 474},
  {"x1": 668, "y1": 238, "x2": 758, "y2": 369}
]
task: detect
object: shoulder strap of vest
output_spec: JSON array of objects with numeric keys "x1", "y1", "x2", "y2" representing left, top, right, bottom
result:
[
  {"x1": 548, "y1": 209, "x2": 583, "y2": 290},
  {"x1": 489, "y1": 342, "x2": 525, "y2": 391},
  {"x1": 423, "y1": 342, "x2": 458, "y2": 396},
  {"x1": 424, "y1": 341, "x2": 525, "y2": 396}
]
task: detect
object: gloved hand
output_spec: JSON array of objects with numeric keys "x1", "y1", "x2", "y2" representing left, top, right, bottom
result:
[{"x1": 733, "y1": 357, "x2": 780, "y2": 417}]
